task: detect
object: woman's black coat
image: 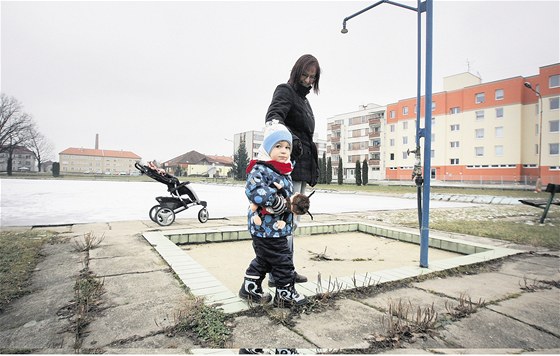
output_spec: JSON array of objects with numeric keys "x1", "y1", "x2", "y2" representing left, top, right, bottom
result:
[{"x1": 265, "y1": 82, "x2": 319, "y2": 186}]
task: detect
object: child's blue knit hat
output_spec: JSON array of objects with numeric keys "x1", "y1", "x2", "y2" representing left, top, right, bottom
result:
[{"x1": 262, "y1": 121, "x2": 292, "y2": 154}]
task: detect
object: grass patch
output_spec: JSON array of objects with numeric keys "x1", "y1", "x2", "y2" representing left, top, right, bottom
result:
[
  {"x1": 0, "y1": 230, "x2": 54, "y2": 312},
  {"x1": 172, "y1": 297, "x2": 233, "y2": 348},
  {"x1": 426, "y1": 215, "x2": 560, "y2": 249}
]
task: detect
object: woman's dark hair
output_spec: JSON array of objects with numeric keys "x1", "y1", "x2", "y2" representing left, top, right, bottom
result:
[{"x1": 288, "y1": 54, "x2": 321, "y2": 94}]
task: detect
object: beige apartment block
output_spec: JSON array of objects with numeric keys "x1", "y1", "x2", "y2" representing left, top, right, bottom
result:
[
  {"x1": 326, "y1": 103, "x2": 386, "y2": 182},
  {"x1": 59, "y1": 148, "x2": 141, "y2": 175}
]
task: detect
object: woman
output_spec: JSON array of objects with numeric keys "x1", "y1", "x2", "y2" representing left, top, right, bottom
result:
[{"x1": 265, "y1": 54, "x2": 321, "y2": 285}]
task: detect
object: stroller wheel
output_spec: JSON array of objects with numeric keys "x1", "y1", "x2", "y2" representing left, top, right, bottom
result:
[
  {"x1": 149, "y1": 205, "x2": 161, "y2": 222},
  {"x1": 155, "y1": 207, "x2": 175, "y2": 226},
  {"x1": 198, "y1": 208, "x2": 209, "y2": 223}
]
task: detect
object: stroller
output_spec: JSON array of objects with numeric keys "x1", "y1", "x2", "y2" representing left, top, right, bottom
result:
[{"x1": 135, "y1": 162, "x2": 209, "y2": 226}]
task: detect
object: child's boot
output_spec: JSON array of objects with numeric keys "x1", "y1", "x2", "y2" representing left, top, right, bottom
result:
[
  {"x1": 239, "y1": 275, "x2": 272, "y2": 303},
  {"x1": 274, "y1": 283, "x2": 308, "y2": 307}
]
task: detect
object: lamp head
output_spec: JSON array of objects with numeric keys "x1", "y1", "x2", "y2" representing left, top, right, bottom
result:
[
  {"x1": 524, "y1": 82, "x2": 532, "y2": 89},
  {"x1": 341, "y1": 21, "x2": 348, "y2": 34}
]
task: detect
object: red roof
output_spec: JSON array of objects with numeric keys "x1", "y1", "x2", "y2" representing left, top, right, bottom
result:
[
  {"x1": 206, "y1": 155, "x2": 233, "y2": 165},
  {"x1": 60, "y1": 147, "x2": 141, "y2": 159}
]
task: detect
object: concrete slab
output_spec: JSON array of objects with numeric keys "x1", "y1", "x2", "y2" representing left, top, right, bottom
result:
[
  {"x1": 438, "y1": 308, "x2": 560, "y2": 349},
  {"x1": 230, "y1": 315, "x2": 316, "y2": 349},
  {"x1": 82, "y1": 298, "x2": 189, "y2": 349},
  {"x1": 487, "y1": 289, "x2": 560, "y2": 336},
  {"x1": 359, "y1": 287, "x2": 455, "y2": 316},
  {"x1": 98, "y1": 270, "x2": 188, "y2": 308},
  {"x1": 292, "y1": 298, "x2": 386, "y2": 349},
  {"x1": 499, "y1": 254, "x2": 560, "y2": 282},
  {"x1": 0, "y1": 242, "x2": 79, "y2": 351},
  {"x1": 413, "y1": 272, "x2": 525, "y2": 303}
]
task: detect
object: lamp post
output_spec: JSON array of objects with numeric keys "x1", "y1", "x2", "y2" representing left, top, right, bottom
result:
[
  {"x1": 341, "y1": 0, "x2": 434, "y2": 268},
  {"x1": 524, "y1": 82, "x2": 543, "y2": 192}
]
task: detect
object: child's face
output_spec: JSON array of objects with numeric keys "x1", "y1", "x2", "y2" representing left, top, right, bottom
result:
[{"x1": 270, "y1": 141, "x2": 291, "y2": 163}]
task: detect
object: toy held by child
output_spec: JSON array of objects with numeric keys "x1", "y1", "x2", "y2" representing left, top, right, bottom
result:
[{"x1": 239, "y1": 121, "x2": 309, "y2": 307}]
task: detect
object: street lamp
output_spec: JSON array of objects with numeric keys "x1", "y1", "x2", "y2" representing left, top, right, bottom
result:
[
  {"x1": 341, "y1": 0, "x2": 434, "y2": 268},
  {"x1": 524, "y1": 81, "x2": 543, "y2": 192}
]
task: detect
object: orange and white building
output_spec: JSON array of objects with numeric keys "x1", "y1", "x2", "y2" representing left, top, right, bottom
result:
[{"x1": 327, "y1": 63, "x2": 560, "y2": 185}]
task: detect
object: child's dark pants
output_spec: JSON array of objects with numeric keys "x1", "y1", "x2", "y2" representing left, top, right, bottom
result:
[{"x1": 245, "y1": 236, "x2": 295, "y2": 287}]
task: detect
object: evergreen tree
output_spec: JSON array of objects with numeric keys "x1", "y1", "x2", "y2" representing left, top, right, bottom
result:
[
  {"x1": 52, "y1": 162, "x2": 60, "y2": 177},
  {"x1": 326, "y1": 157, "x2": 332, "y2": 185},
  {"x1": 362, "y1": 159, "x2": 369, "y2": 186},
  {"x1": 233, "y1": 139, "x2": 249, "y2": 180},
  {"x1": 337, "y1": 157, "x2": 343, "y2": 185},
  {"x1": 318, "y1": 157, "x2": 324, "y2": 184},
  {"x1": 320, "y1": 152, "x2": 327, "y2": 184},
  {"x1": 355, "y1": 160, "x2": 362, "y2": 186}
]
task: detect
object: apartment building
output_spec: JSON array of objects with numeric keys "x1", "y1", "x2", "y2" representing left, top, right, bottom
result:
[
  {"x1": 0, "y1": 146, "x2": 38, "y2": 172},
  {"x1": 326, "y1": 104, "x2": 386, "y2": 182},
  {"x1": 386, "y1": 63, "x2": 559, "y2": 184},
  {"x1": 59, "y1": 147, "x2": 141, "y2": 175},
  {"x1": 327, "y1": 63, "x2": 560, "y2": 185}
]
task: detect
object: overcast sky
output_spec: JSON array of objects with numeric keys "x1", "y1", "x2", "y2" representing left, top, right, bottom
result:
[{"x1": 1, "y1": 0, "x2": 558, "y2": 163}]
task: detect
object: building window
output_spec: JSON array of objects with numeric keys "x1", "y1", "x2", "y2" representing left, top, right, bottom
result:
[
  {"x1": 475, "y1": 92, "x2": 485, "y2": 104},
  {"x1": 495, "y1": 89, "x2": 504, "y2": 100},
  {"x1": 450, "y1": 124, "x2": 460, "y2": 131},
  {"x1": 450, "y1": 141, "x2": 460, "y2": 148},
  {"x1": 550, "y1": 120, "x2": 559, "y2": 132},
  {"x1": 450, "y1": 158, "x2": 459, "y2": 165},
  {"x1": 550, "y1": 143, "x2": 559, "y2": 155},
  {"x1": 495, "y1": 145, "x2": 504, "y2": 156},
  {"x1": 550, "y1": 74, "x2": 560, "y2": 88},
  {"x1": 402, "y1": 121, "x2": 408, "y2": 130},
  {"x1": 450, "y1": 107, "x2": 460, "y2": 114},
  {"x1": 496, "y1": 107, "x2": 504, "y2": 118},
  {"x1": 495, "y1": 126, "x2": 504, "y2": 138},
  {"x1": 390, "y1": 138, "x2": 395, "y2": 146},
  {"x1": 476, "y1": 110, "x2": 484, "y2": 120},
  {"x1": 390, "y1": 110, "x2": 396, "y2": 118},
  {"x1": 550, "y1": 97, "x2": 559, "y2": 110},
  {"x1": 390, "y1": 124, "x2": 395, "y2": 132},
  {"x1": 402, "y1": 151, "x2": 408, "y2": 159},
  {"x1": 402, "y1": 136, "x2": 408, "y2": 145},
  {"x1": 431, "y1": 102, "x2": 436, "y2": 111},
  {"x1": 475, "y1": 128, "x2": 484, "y2": 139},
  {"x1": 475, "y1": 147, "x2": 484, "y2": 156},
  {"x1": 390, "y1": 153, "x2": 395, "y2": 160},
  {"x1": 403, "y1": 106, "x2": 409, "y2": 115}
]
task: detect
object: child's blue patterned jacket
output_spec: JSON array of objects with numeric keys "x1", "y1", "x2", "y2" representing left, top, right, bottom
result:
[{"x1": 245, "y1": 160, "x2": 294, "y2": 238}]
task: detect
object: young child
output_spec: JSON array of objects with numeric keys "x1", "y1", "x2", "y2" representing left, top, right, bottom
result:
[{"x1": 238, "y1": 121, "x2": 308, "y2": 307}]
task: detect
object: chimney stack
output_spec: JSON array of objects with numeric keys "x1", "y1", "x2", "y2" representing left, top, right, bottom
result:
[{"x1": 95, "y1": 134, "x2": 99, "y2": 150}]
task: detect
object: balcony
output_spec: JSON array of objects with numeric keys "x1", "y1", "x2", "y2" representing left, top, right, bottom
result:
[
  {"x1": 369, "y1": 131, "x2": 380, "y2": 138},
  {"x1": 369, "y1": 146, "x2": 380, "y2": 152},
  {"x1": 368, "y1": 159, "x2": 380, "y2": 166},
  {"x1": 331, "y1": 136, "x2": 340, "y2": 143}
]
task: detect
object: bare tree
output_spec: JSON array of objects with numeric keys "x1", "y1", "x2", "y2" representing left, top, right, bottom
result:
[
  {"x1": 28, "y1": 125, "x2": 54, "y2": 172},
  {"x1": 0, "y1": 94, "x2": 34, "y2": 175}
]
